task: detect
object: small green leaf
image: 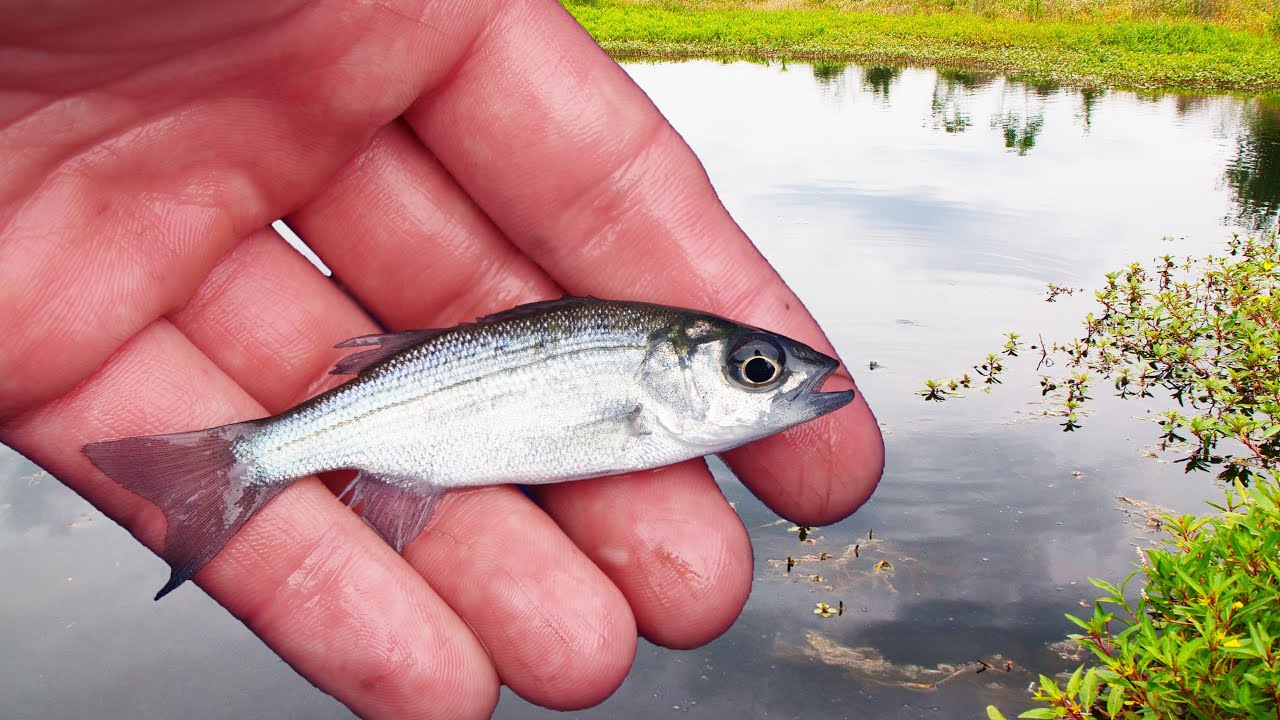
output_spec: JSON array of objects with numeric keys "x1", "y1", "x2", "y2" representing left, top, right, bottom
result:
[
  {"x1": 1107, "y1": 686, "x2": 1125, "y2": 717},
  {"x1": 1065, "y1": 666, "x2": 1085, "y2": 695},
  {"x1": 1080, "y1": 668, "x2": 1100, "y2": 710}
]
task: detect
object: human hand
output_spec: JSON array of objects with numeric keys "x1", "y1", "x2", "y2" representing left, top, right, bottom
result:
[{"x1": 0, "y1": 1, "x2": 885, "y2": 718}]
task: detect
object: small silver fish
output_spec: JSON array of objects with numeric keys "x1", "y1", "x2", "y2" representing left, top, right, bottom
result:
[{"x1": 85, "y1": 297, "x2": 853, "y2": 599}]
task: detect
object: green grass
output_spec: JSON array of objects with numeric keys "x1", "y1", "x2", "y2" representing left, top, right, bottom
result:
[{"x1": 565, "y1": 0, "x2": 1280, "y2": 90}]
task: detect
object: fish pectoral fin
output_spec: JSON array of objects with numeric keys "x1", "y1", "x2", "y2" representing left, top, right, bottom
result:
[
  {"x1": 340, "y1": 471, "x2": 445, "y2": 553},
  {"x1": 624, "y1": 405, "x2": 654, "y2": 438},
  {"x1": 331, "y1": 329, "x2": 444, "y2": 375}
]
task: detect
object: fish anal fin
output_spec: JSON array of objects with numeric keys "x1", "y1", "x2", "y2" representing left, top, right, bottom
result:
[
  {"x1": 342, "y1": 471, "x2": 445, "y2": 553},
  {"x1": 331, "y1": 329, "x2": 442, "y2": 375}
]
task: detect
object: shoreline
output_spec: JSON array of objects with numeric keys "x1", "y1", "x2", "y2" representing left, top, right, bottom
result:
[{"x1": 567, "y1": 3, "x2": 1280, "y2": 91}]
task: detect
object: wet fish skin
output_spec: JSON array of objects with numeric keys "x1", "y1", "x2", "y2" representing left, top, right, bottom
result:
[{"x1": 83, "y1": 296, "x2": 854, "y2": 599}]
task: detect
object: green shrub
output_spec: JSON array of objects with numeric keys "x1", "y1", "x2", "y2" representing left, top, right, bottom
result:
[
  {"x1": 923, "y1": 233, "x2": 1280, "y2": 484},
  {"x1": 923, "y1": 235, "x2": 1280, "y2": 717},
  {"x1": 1075, "y1": 234, "x2": 1280, "y2": 483},
  {"x1": 989, "y1": 477, "x2": 1280, "y2": 719}
]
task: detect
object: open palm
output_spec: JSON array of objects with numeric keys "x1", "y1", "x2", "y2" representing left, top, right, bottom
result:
[{"x1": 0, "y1": 1, "x2": 885, "y2": 717}]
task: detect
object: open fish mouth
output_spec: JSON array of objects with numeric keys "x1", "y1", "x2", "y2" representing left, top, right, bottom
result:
[{"x1": 790, "y1": 354, "x2": 855, "y2": 418}]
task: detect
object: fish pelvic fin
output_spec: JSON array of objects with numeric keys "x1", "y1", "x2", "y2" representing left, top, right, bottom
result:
[
  {"x1": 83, "y1": 420, "x2": 281, "y2": 601},
  {"x1": 339, "y1": 471, "x2": 445, "y2": 553}
]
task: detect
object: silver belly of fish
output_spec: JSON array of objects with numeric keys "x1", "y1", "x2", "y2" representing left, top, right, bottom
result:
[{"x1": 245, "y1": 341, "x2": 690, "y2": 488}]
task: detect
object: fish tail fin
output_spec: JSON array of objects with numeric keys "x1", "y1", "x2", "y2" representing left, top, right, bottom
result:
[{"x1": 83, "y1": 420, "x2": 282, "y2": 600}]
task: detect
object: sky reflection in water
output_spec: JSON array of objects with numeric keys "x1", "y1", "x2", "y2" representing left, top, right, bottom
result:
[{"x1": 2, "y1": 60, "x2": 1278, "y2": 719}]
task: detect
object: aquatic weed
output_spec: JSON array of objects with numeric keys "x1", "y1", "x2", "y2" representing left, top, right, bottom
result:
[
  {"x1": 988, "y1": 478, "x2": 1280, "y2": 719},
  {"x1": 925, "y1": 233, "x2": 1280, "y2": 483},
  {"x1": 922, "y1": 233, "x2": 1280, "y2": 717}
]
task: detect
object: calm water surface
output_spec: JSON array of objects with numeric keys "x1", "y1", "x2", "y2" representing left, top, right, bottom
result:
[{"x1": 3, "y1": 61, "x2": 1278, "y2": 719}]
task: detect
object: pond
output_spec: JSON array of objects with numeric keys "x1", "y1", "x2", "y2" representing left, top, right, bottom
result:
[{"x1": 2, "y1": 60, "x2": 1278, "y2": 719}]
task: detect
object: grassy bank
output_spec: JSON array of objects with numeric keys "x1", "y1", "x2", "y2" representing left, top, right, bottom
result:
[{"x1": 565, "y1": 0, "x2": 1280, "y2": 90}]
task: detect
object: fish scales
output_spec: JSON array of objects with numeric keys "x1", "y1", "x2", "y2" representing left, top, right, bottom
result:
[{"x1": 247, "y1": 302, "x2": 675, "y2": 485}]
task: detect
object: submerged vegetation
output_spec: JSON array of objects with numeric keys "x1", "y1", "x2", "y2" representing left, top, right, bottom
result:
[
  {"x1": 923, "y1": 234, "x2": 1280, "y2": 717},
  {"x1": 564, "y1": 0, "x2": 1280, "y2": 90},
  {"x1": 990, "y1": 479, "x2": 1280, "y2": 719},
  {"x1": 923, "y1": 233, "x2": 1280, "y2": 482}
]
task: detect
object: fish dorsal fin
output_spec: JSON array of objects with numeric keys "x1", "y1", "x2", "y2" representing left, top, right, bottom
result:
[
  {"x1": 472, "y1": 296, "x2": 603, "y2": 325},
  {"x1": 330, "y1": 298, "x2": 605, "y2": 375},
  {"x1": 330, "y1": 329, "x2": 443, "y2": 375}
]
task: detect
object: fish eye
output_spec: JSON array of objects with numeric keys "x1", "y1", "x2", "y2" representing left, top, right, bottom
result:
[{"x1": 727, "y1": 334, "x2": 786, "y2": 389}]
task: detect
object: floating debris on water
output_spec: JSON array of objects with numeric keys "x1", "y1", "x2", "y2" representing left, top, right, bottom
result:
[
  {"x1": 788, "y1": 525, "x2": 818, "y2": 543},
  {"x1": 764, "y1": 526, "x2": 909, "y2": 598},
  {"x1": 66, "y1": 513, "x2": 97, "y2": 530},
  {"x1": 775, "y1": 631, "x2": 1021, "y2": 690},
  {"x1": 1044, "y1": 282, "x2": 1081, "y2": 302},
  {"x1": 1115, "y1": 495, "x2": 1174, "y2": 534},
  {"x1": 1047, "y1": 638, "x2": 1086, "y2": 661},
  {"x1": 814, "y1": 602, "x2": 836, "y2": 618}
]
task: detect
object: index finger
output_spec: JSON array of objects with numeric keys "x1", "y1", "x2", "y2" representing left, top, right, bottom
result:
[{"x1": 404, "y1": 0, "x2": 884, "y2": 524}]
